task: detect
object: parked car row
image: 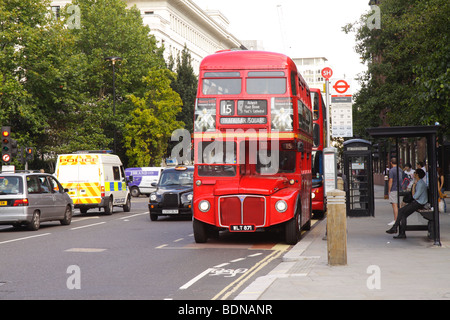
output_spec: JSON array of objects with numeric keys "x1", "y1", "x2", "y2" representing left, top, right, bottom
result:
[
  {"x1": 1, "y1": 151, "x2": 132, "y2": 231},
  {"x1": 0, "y1": 156, "x2": 194, "y2": 231}
]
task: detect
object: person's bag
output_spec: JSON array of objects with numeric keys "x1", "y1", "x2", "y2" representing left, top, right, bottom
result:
[
  {"x1": 439, "y1": 198, "x2": 445, "y2": 213},
  {"x1": 401, "y1": 176, "x2": 410, "y2": 191},
  {"x1": 403, "y1": 192, "x2": 413, "y2": 203}
]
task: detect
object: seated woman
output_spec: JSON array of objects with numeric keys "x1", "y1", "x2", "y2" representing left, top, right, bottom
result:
[{"x1": 386, "y1": 168, "x2": 428, "y2": 239}]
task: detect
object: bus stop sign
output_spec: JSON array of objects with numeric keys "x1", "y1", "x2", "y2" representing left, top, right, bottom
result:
[{"x1": 321, "y1": 67, "x2": 333, "y2": 80}]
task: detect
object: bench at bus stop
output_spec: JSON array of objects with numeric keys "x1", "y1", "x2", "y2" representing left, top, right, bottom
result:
[{"x1": 399, "y1": 191, "x2": 435, "y2": 239}]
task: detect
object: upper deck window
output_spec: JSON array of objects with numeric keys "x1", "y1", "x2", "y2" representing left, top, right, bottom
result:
[
  {"x1": 246, "y1": 71, "x2": 286, "y2": 95},
  {"x1": 202, "y1": 72, "x2": 241, "y2": 95}
]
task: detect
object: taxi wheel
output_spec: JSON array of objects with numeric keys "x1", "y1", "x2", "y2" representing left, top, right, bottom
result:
[{"x1": 28, "y1": 211, "x2": 40, "y2": 231}]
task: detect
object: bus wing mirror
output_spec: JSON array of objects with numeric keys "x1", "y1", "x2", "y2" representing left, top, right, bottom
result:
[{"x1": 297, "y1": 141, "x2": 304, "y2": 153}]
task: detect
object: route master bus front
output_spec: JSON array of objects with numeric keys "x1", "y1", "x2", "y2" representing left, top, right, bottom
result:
[{"x1": 192, "y1": 50, "x2": 313, "y2": 245}]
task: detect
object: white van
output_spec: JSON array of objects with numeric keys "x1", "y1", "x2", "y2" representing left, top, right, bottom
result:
[
  {"x1": 125, "y1": 167, "x2": 163, "y2": 197},
  {"x1": 55, "y1": 151, "x2": 131, "y2": 214}
]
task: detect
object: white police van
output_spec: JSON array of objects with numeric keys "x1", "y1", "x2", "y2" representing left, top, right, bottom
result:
[{"x1": 55, "y1": 151, "x2": 131, "y2": 214}]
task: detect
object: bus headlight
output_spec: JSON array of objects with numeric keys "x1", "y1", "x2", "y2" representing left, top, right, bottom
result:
[
  {"x1": 311, "y1": 192, "x2": 316, "y2": 199},
  {"x1": 275, "y1": 200, "x2": 288, "y2": 213},
  {"x1": 199, "y1": 200, "x2": 210, "y2": 212}
]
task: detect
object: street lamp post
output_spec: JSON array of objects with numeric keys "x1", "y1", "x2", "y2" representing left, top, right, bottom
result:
[{"x1": 104, "y1": 56, "x2": 122, "y2": 153}]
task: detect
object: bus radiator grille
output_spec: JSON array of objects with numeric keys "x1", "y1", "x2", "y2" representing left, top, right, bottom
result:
[{"x1": 219, "y1": 196, "x2": 265, "y2": 227}]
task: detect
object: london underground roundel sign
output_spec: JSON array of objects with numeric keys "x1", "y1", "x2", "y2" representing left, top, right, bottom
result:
[{"x1": 333, "y1": 80, "x2": 350, "y2": 94}]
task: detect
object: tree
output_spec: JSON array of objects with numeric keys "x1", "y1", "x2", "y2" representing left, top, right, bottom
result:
[
  {"x1": 0, "y1": 0, "x2": 192, "y2": 170},
  {"x1": 59, "y1": 0, "x2": 167, "y2": 161},
  {"x1": 125, "y1": 68, "x2": 184, "y2": 167},
  {"x1": 170, "y1": 45, "x2": 198, "y2": 133},
  {"x1": 344, "y1": 0, "x2": 450, "y2": 138},
  {"x1": 0, "y1": 0, "x2": 52, "y2": 156}
]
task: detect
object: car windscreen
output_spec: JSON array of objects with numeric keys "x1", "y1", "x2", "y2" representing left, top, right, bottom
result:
[
  {"x1": 159, "y1": 170, "x2": 194, "y2": 186},
  {"x1": 0, "y1": 176, "x2": 24, "y2": 195}
]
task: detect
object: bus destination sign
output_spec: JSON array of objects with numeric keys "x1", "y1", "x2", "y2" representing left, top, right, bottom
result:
[
  {"x1": 220, "y1": 117, "x2": 267, "y2": 125},
  {"x1": 237, "y1": 100, "x2": 267, "y2": 115}
]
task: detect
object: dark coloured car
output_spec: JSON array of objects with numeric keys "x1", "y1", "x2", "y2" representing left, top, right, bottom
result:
[{"x1": 148, "y1": 166, "x2": 194, "y2": 221}]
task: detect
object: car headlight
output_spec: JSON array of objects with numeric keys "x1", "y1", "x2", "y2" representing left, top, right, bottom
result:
[
  {"x1": 187, "y1": 194, "x2": 193, "y2": 201},
  {"x1": 275, "y1": 200, "x2": 288, "y2": 213},
  {"x1": 199, "y1": 200, "x2": 210, "y2": 212},
  {"x1": 150, "y1": 194, "x2": 157, "y2": 201}
]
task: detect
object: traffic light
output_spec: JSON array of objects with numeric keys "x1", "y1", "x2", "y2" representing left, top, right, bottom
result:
[
  {"x1": 25, "y1": 147, "x2": 34, "y2": 162},
  {"x1": 1, "y1": 126, "x2": 12, "y2": 164},
  {"x1": 11, "y1": 139, "x2": 18, "y2": 157}
]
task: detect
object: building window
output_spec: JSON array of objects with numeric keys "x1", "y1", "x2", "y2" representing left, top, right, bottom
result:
[{"x1": 51, "y1": 6, "x2": 60, "y2": 19}]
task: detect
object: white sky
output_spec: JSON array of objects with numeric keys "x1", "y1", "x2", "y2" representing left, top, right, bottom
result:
[{"x1": 194, "y1": 0, "x2": 371, "y2": 92}]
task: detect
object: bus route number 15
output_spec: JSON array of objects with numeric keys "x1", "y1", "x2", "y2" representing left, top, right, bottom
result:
[{"x1": 221, "y1": 100, "x2": 235, "y2": 116}]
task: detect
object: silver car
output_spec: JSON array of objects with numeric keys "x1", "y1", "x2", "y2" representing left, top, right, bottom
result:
[{"x1": 0, "y1": 172, "x2": 73, "y2": 230}]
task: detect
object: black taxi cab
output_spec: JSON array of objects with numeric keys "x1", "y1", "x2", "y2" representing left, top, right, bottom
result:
[{"x1": 148, "y1": 166, "x2": 194, "y2": 221}]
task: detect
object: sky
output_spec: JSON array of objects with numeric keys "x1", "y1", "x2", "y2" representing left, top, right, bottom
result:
[{"x1": 194, "y1": 0, "x2": 371, "y2": 92}]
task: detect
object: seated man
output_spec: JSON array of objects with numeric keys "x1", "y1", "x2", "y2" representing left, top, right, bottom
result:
[{"x1": 386, "y1": 168, "x2": 428, "y2": 239}]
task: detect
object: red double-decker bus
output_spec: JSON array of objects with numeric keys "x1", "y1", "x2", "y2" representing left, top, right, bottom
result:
[
  {"x1": 192, "y1": 50, "x2": 313, "y2": 245},
  {"x1": 311, "y1": 88, "x2": 327, "y2": 218}
]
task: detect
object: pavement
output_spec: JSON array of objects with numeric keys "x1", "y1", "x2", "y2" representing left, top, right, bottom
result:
[{"x1": 236, "y1": 185, "x2": 450, "y2": 300}]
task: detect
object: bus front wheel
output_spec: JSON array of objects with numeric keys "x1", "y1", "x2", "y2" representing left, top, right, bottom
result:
[
  {"x1": 193, "y1": 219, "x2": 208, "y2": 243},
  {"x1": 285, "y1": 206, "x2": 301, "y2": 245}
]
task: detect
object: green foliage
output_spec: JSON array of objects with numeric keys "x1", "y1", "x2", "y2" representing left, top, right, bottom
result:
[
  {"x1": 125, "y1": 68, "x2": 184, "y2": 167},
  {"x1": 345, "y1": 0, "x2": 450, "y2": 138},
  {"x1": 170, "y1": 45, "x2": 198, "y2": 133},
  {"x1": 0, "y1": 0, "x2": 189, "y2": 170}
]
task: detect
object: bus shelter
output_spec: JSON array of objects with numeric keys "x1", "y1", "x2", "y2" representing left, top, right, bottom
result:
[{"x1": 367, "y1": 125, "x2": 441, "y2": 246}]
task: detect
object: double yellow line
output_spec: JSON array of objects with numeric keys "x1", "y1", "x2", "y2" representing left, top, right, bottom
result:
[{"x1": 212, "y1": 244, "x2": 289, "y2": 300}]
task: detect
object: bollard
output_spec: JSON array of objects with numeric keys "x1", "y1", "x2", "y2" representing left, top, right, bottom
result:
[
  {"x1": 327, "y1": 189, "x2": 347, "y2": 266},
  {"x1": 384, "y1": 175, "x2": 389, "y2": 199}
]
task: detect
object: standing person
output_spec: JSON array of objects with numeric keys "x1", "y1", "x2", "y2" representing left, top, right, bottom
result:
[
  {"x1": 403, "y1": 163, "x2": 415, "y2": 191},
  {"x1": 388, "y1": 158, "x2": 403, "y2": 225},
  {"x1": 386, "y1": 169, "x2": 428, "y2": 238},
  {"x1": 418, "y1": 161, "x2": 428, "y2": 186},
  {"x1": 438, "y1": 168, "x2": 447, "y2": 213}
]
